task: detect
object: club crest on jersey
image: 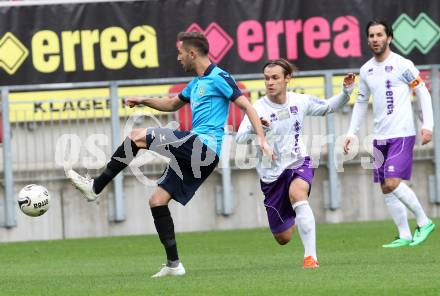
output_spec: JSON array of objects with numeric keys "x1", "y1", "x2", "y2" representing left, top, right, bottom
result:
[
  {"x1": 290, "y1": 106, "x2": 298, "y2": 114},
  {"x1": 269, "y1": 113, "x2": 278, "y2": 122},
  {"x1": 197, "y1": 86, "x2": 205, "y2": 97},
  {"x1": 385, "y1": 65, "x2": 393, "y2": 73}
]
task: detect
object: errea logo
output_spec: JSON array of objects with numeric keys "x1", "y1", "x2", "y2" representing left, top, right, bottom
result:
[
  {"x1": 393, "y1": 13, "x2": 440, "y2": 54},
  {"x1": 0, "y1": 32, "x2": 29, "y2": 74},
  {"x1": 185, "y1": 23, "x2": 234, "y2": 64},
  {"x1": 0, "y1": 25, "x2": 159, "y2": 75}
]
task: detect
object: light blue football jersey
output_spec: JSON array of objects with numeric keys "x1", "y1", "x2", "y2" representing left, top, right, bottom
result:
[{"x1": 179, "y1": 64, "x2": 242, "y2": 155}]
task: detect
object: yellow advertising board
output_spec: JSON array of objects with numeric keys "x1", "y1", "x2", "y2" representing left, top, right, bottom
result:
[{"x1": 8, "y1": 75, "x2": 356, "y2": 122}]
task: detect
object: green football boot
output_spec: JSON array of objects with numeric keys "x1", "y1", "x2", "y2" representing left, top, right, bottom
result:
[
  {"x1": 382, "y1": 237, "x2": 412, "y2": 248},
  {"x1": 409, "y1": 220, "x2": 436, "y2": 247}
]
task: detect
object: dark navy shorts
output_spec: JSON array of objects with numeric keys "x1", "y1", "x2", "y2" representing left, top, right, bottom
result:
[
  {"x1": 146, "y1": 128, "x2": 219, "y2": 205},
  {"x1": 260, "y1": 157, "x2": 314, "y2": 234}
]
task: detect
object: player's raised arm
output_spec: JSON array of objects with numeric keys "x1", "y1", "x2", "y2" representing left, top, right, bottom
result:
[
  {"x1": 327, "y1": 73, "x2": 356, "y2": 111},
  {"x1": 124, "y1": 95, "x2": 187, "y2": 112},
  {"x1": 306, "y1": 73, "x2": 355, "y2": 116},
  {"x1": 234, "y1": 95, "x2": 274, "y2": 159}
]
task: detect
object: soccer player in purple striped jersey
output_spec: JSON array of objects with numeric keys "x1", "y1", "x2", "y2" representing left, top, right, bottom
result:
[
  {"x1": 236, "y1": 58, "x2": 355, "y2": 268},
  {"x1": 344, "y1": 20, "x2": 435, "y2": 248}
]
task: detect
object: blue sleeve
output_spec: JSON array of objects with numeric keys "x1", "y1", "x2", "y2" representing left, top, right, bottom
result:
[
  {"x1": 216, "y1": 72, "x2": 242, "y2": 101},
  {"x1": 178, "y1": 78, "x2": 196, "y2": 102}
]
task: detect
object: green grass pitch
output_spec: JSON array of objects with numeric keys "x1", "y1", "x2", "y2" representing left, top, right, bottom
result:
[{"x1": 1, "y1": 219, "x2": 439, "y2": 296}]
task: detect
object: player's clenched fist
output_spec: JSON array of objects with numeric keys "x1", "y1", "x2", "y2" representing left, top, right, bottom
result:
[
  {"x1": 421, "y1": 128, "x2": 432, "y2": 145},
  {"x1": 124, "y1": 97, "x2": 143, "y2": 108},
  {"x1": 343, "y1": 73, "x2": 356, "y2": 96},
  {"x1": 343, "y1": 137, "x2": 354, "y2": 155}
]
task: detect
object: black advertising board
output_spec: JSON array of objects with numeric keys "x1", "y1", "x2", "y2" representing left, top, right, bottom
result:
[{"x1": 0, "y1": 0, "x2": 439, "y2": 85}]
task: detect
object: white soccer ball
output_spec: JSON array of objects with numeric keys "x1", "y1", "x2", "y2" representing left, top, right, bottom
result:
[{"x1": 17, "y1": 184, "x2": 51, "y2": 217}]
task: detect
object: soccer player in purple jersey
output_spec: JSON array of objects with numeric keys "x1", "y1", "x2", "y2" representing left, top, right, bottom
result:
[
  {"x1": 344, "y1": 20, "x2": 435, "y2": 248},
  {"x1": 237, "y1": 58, "x2": 355, "y2": 268}
]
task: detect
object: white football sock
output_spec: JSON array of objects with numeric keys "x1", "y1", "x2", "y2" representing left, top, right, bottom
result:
[
  {"x1": 293, "y1": 200, "x2": 317, "y2": 260},
  {"x1": 384, "y1": 193, "x2": 412, "y2": 240},
  {"x1": 392, "y1": 182, "x2": 429, "y2": 227}
]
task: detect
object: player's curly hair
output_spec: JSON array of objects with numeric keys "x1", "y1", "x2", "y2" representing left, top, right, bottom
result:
[
  {"x1": 365, "y1": 19, "x2": 393, "y2": 38},
  {"x1": 177, "y1": 32, "x2": 209, "y2": 56},
  {"x1": 262, "y1": 58, "x2": 297, "y2": 77}
]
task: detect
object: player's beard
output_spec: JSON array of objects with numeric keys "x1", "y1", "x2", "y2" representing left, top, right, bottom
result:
[
  {"x1": 183, "y1": 62, "x2": 194, "y2": 73},
  {"x1": 370, "y1": 41, "x2": 388, "y2": 56},
  {"x1": 180, "y1": 57, "x2": 194, "y2": 73}
]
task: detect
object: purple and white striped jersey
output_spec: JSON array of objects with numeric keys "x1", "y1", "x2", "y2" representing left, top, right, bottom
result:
[
  {"x1": 236, "y1": 91, "x2": 349, "y2": 183},
  {"x1": 348, "y1": 52, "x2": 419, "y2": 139}
]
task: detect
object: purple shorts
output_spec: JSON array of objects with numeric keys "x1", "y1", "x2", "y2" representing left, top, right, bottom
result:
[
  {"x1": 260, "y1": 157, "x2": 314, "y2": 234},
  {"x1": 373, "y1": 136, "x2": 415, "y2": 184}
]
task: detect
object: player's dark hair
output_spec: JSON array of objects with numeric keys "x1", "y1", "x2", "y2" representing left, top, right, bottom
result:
[
  {"x1": 263, "y1": 58, "x2": 297, "y2": 77},
  {"x1": 365, "y1": 19, "x2": 393, "y2": 38},
  {"x1": 177, "y1": 32, "x2": 209, "y2": 56}
]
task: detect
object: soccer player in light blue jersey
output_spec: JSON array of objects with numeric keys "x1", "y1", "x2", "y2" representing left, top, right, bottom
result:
[{"x1": 66, "y1": 32, "x2": 273, "y2": 277}]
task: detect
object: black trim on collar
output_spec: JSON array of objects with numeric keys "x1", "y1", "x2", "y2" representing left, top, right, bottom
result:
[{"x1": 203, "y1": 63, "x2": 216, "y2": 76}]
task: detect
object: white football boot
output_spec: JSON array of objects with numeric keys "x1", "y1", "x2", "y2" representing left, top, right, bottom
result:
[
  {"x1": 151, "y1": 263, "x2": 186, "y2": 278},
  {"x1": 65, "y1": 169, "x2": 99, "y2": 202}
]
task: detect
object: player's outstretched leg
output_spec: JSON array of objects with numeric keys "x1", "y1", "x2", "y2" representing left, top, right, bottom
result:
[
  {"x1": 66, "y1": 136, "x2": 141, "y2": 201},
  {"x1": 65, "y1": 169, "x2": 99, "y2": 202}
]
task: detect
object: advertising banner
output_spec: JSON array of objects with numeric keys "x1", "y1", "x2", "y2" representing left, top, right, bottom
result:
[{"x1": 0, "y1": 0, "x2": 439, "y2": 86}]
